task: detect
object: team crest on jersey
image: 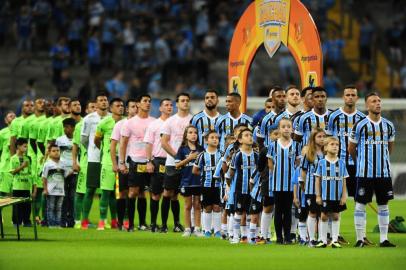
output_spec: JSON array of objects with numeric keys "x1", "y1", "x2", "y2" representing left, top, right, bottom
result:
[
  {"x1": 323, "y1": 202, "x2": 327, "y2": 207},
  {"x1": 237, "y1": 203, "x2": 242, "y2": 209},
  {"x1": 358, "y1": 188, "x2": 365, "y2": 196},
  {"x1": 252, "y1": 204, "x2": 257, "y2": 211},
  {"x1": 307, "y1": 199, "x2": 311, "y2": 206}
]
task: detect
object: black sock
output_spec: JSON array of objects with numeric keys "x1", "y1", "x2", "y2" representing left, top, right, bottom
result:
[
  {"x1": 137, "y1": 197, "x2": 147, "y2": 225},
  {"x1": 150, "y1": 198, "x2": 159, "y2": 225},
  {"x1": 171, "y1": 200, "x2": 180, "y2": 225},
  {"x1": 116, "y1": 198, "x2": 126, "y2": 225},
  {"x1": 128, "y1": 198, "x2": 136, "y2": 228},
  {"x1": 161, "y1": 196, "x2": 170, "y2": 226}
]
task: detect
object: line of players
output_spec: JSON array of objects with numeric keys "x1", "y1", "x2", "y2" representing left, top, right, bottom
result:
[{"x1": 0, "y1": 84, "x2": 396, "y2": 248}]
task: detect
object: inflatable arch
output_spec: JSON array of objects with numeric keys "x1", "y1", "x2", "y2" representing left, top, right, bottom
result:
[{"x1": 228, "y1": 0, "x2": 323, "y2": 112}]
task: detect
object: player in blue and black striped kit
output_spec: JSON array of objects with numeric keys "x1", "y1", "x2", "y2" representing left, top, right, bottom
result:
[
  {"x1": 193, "y1": 130, "x2": 223, "y2": 238},
  {"x1": 267, "y1": 118, "x2": 300, "y2": 244},
  {"x1": 349, "y1": 92, "x2": 396, "y2": 248},
  {"x1": 314, "y1": 136, "x2": 348, "y2": 248},
  {"x1": 327, "y1": 85, "x2": 366, "y2": 198}
]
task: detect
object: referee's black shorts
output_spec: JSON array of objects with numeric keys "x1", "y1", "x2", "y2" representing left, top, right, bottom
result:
[{"x1": 150, "y1": 157, "x2": 166, "y2": 195}]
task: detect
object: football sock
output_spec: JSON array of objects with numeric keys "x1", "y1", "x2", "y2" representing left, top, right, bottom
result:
[
  {"x1": 378, "y1": 205, "x2": 390, "y2": 243},
  {"x1": 171, "y1": 200, "x2": 180, "y2": 225},
  {"x1": 354, "y1": 202, "x2": 367, "y2": 241}
]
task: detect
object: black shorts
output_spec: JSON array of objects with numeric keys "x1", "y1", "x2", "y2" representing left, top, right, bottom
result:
[
  {"x1": 128, "y1": 160, "x2": 151, "y2": 189},
  {"x1": 249, "y1": 199, "x2": 262, "y2": 214},
  {"x1": 262, "y1": 195, "x2": 274, "y2": 207},
  {"x1": 201, "y1": 187, "x2": 220, "y2": 207},
  {"x1": 150, "y1": 158, "x2": 166, "y2": 195},
  {"x1": 86, "y1": 162, "x2": 101, "y2": 188},
  {"x1": 118, "y1": 171, "x2": 129, "y2": 192},
  {"x1": 180, "y1": 186, "x2": 201, "y2": 197},
  {"x1": 234, "y1": 193, "x2": 251, "y2": 213},
  {"x1": 346, "y1": 165, "x2": 357, "y2": 197},
  {"x1": 355, "y1": 177, "x2": 394, "y2": 205},
  {"x1": 321, "y1": 200, "x2": 347, "y2": 213},
  {"x1": 163, "y1": 166, "x2": 181, "y2": 191},
  {"x1": 305, "y1": 194, "x2": 320, "y2": 214},
  {"x1": 297, "y1": 206, "x2": 309, "y2": 222}
]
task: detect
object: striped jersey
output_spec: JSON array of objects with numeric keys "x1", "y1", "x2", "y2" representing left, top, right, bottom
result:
[
  {"x1": 349, "y1": 116, "x2": 395, "y2": 178},
  {"x1": 215, "y1": 112, "x2": 252, "y2": 151},
  {"x1": 230, "y1": 150, "x2": 258, "y2": 194},
  {"x1": 258, "y1": 109, "x2": 294, "y2": 147},
  {"x1": 327, "y1": 108, "x2": 366, "y2": 165},
  {"x1": 301, "y1": 152, "x2": 324, "y2": 195},
  {"x1": 314, "y1": 158, "x2": 349, "y2": 201},
  {"x1": 194, "y1": 149, "x2": 223, "y2": 188},
  {"x1": 250, "y1": 169, "x2": 262, "y2": 202},
  {"x1": 267, "y1": 139, "x2": 300, "y2": 192},
  {"x1": 295, "y1": 109, "x2": 331, "y2": 145},
  {"x1": 190, "y1": 110, "x2": 221, "y2": 147}
]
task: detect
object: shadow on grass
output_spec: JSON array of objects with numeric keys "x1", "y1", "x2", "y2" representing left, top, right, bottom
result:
[{"x1": 0, "y1": 238, "x2": 57, "y2": 242}]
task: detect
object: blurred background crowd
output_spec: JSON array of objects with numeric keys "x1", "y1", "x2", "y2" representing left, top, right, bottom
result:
[{"x1": 0, "y1": 0, "x2": 405, "y2": 117}]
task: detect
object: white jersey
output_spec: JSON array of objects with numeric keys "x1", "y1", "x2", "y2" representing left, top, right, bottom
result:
[
  {"x1": 42, "y1": 159, "x2": 69, "y2": 196},
  {"x1": 55, "y1": 134, "x2": 73, "y2": 172},
  {"x1": 81, "y1": 111, "x2": 110, "y2": 163}
]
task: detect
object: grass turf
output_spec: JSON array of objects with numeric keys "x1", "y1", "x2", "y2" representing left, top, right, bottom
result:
[{"x1": 0, "y1": 199, "x2": 405, "y2": 270}]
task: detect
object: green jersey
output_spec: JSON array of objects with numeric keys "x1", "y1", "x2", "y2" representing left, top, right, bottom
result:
[
  {"x1": 10, "y1": 154, "x2": 32, "y2": 191},
  {"x1": 37, "y1": 116, "x2": 53, "y2": 144},
  {"x1": 73, "y1": 120, "x2": 88, "y2": 194},
  {"x1": 9, "y1": 115, "x2": 30, "y2": 139},
  {"x1": 20, "y1": 114, "x2": 35, "y2": 140},
  {"x1": 28, "y1": 115, "x2": 46, "y2": 187},
  {"x1": 95, "y1": 116, "x2": 120, "y2": 165},
  {"x1": 0, "y1": 127, "x2": 11, "y2": 173},
  {"x1": 47, "y1": 115, "x2": 69, "y2": 142}
]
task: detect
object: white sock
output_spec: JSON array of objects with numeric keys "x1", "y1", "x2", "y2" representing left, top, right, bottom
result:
[
  {"x1": 213, "y1": 212, "x2": 221, "y2": 234},
  {"x1": 378, "y1": 205, "x2": 390, "y2": 243},
  {"x1": 201, "y1": 212, "x2": 206, "y2": 231},
  {"x1": 256, "y1": 226, "x2": 260, "y2": 237},
  {"x1": 204, "y1": 212, "x2": 212, "y2": 233},
  {"x1": 233, "y1": 214, "x2": 241, "y2": 239},
  {"x1": 327, "y1": 218, "x2": 332, "y2": 236},
  {"x1": 260, "y1": 212, "x2": 272, "y2": 239},
  {"x1": 298, "y1": 221, "x2": 307, "y2": 241},
  {"x1": 354, "y1": 203, "x2": 366, "y2": 241},
  {"x1": 317, "y1": 220, "x2": 322, "y2": 241},
  {"x1": 241, "y1": 225, "x2": 247, "y2": 238},
  {"x1": 246, "y1": 215, "x2": 251, "y2": 225},
  {"x1": 221, "y1": 223, "x2": 228, "y2": 234},
  {"x1": 307, "y1": 216, "x2": 317, "y2": 241},
  {"x1": 191, "y1": 207, "x2": 195, "y2": 227},
  {"x1": 291, "y1": 205, "x2": 298, "y2": 234},
  {"x1": 332, "y1": 220, "x2": 340, "y2": 242},
  {"x1": 249, "y1": 222, "x2": 257, "y2": 240},
  {"x1": 321, "y1": 221, "x2": 328, "y2": 244},
  {"x1": 228, "y1": 215, "x2": 234, "y2": 238}
]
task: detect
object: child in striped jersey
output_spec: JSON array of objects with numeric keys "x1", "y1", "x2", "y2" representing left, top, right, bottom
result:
[
  {"x1": 175, "y1": 126, "x2": 204, "y2": 237},
  {"x1": 218, "y1": 125, "x2": 247, "y2": 240},
  {"x1": 297, "y1": 128, "x2": 326, "y2": 246},
  {"x1": 267, "y1": 118, "x2": 300, "y2": 244},
  {"x1": 193, "y1": 130, "x2": 222, "y2": 238},
  {"x1": 228, "y1": 128, "x2": 258, "y2": 244},
  {"x1": 257, "y1": 130, "x2": 280, "y2": 244},
  {"x1": 315, "y1": 137, "x2": 348, "y2": 248}
]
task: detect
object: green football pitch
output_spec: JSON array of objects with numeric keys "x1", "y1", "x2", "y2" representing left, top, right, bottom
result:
[{"x1": 0, "y1": 199, "x2": 405, "y2": 270}]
